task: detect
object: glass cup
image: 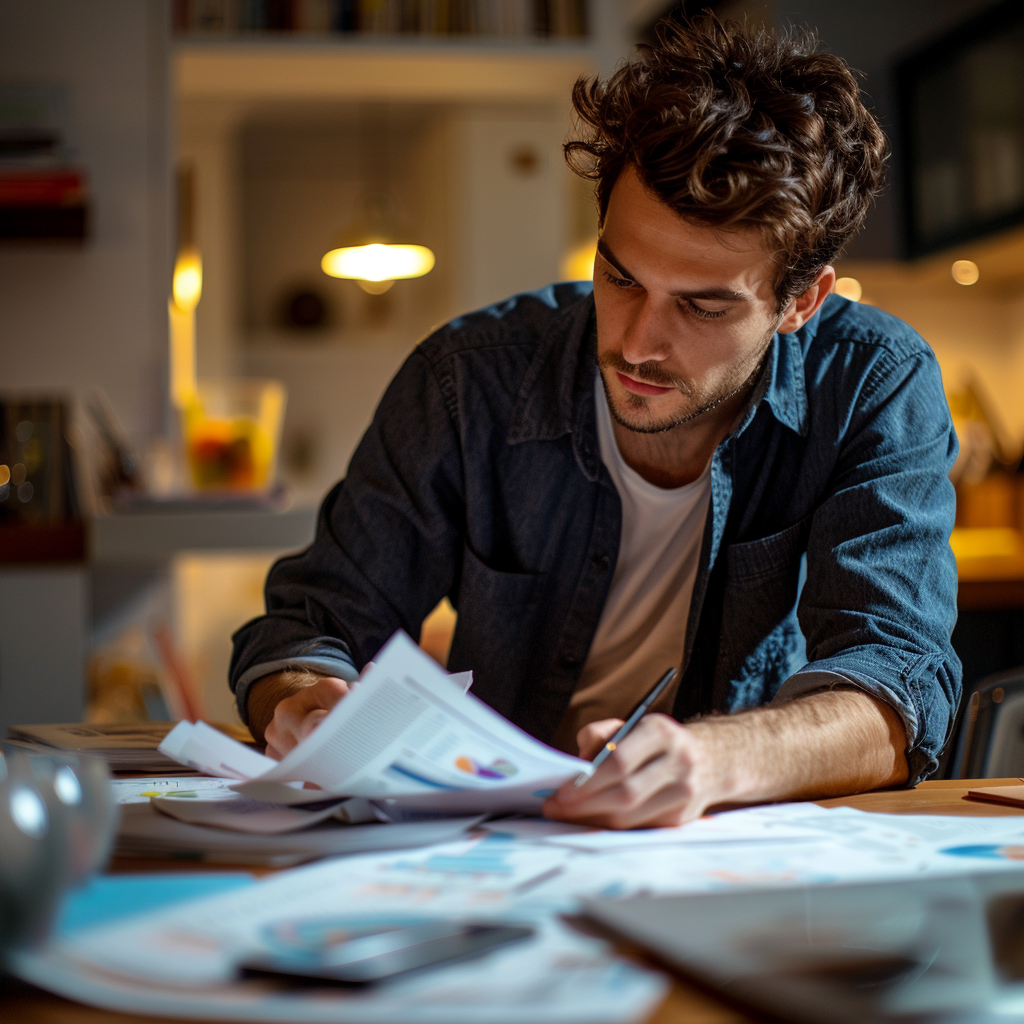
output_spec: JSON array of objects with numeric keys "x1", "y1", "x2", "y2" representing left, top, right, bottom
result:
[{"x1": 183, "y1": 378, "x2": 286, "y2": 492}]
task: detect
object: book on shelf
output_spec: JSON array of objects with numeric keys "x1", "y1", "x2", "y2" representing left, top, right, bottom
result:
[
  {"x1": 0, "y1": 84, "x2": 89, "y2": 240},
  {"x1": 173, "y1": 0, "x2": 588, "y2": 39}
]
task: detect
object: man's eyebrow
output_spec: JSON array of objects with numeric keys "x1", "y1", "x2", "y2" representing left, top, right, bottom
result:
[
  {"x1": 596, "y1": 239, "x2": 635, "y2": 281},
  {"x1": 596, "y1": 238, "x2": 752, "y2": 303},
  {"x1": 674, "y1": 286, "x2": 751, "y2": 302}
]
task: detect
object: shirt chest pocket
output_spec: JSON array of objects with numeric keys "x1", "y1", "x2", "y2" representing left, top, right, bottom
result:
[
  {"x1": 453, "y1": 544, "x2": 544, "y2": 618},
  {"x1": 718, "y1": 517, "x2": 810, "y2": 682}
]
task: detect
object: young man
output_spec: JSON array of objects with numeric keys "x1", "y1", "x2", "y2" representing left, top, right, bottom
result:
[{"x1": 230, "y1": 15, "x2": 960, "y2": 828}]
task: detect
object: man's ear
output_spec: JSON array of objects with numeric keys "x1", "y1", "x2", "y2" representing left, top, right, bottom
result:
[{"x1": 776, "y1": 266, "x2": 836, "y2": 334}]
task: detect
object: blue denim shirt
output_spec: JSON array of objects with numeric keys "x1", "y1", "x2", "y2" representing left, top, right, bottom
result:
[{"x1": 231, "y1": 283, "x2": 961, "y2": 784}]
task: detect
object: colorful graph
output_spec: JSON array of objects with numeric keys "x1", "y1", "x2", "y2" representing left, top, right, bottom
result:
[
  {"x1": 941, "y1": 844, "x2": 1024, "y2": 861},
  {"x1": 392, "y1": 839, "x2": 518, "y2": 877},
  {"x1": 455, "y1": 756, "x2": 517, "y2": 779}
]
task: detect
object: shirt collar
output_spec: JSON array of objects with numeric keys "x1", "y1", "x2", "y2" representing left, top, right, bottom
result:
[{"x1": 751, "y1": 325, "x2": 810, "y2": 438}]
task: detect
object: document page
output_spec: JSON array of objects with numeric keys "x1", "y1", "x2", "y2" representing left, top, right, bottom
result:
[
  {"x1": 249, "y1": 632, "x2": 588, "y2": 813},
  {"x1": 160, "y1": 632, "x2": 588, "y2": 815},
  {"x1": 159, "y1": 720, "x2": 277, "y2": 780}
]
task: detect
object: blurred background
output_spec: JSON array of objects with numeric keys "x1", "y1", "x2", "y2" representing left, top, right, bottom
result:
[{"x1": 1, "y1": 1, "x2": 1022, "y2": 770}]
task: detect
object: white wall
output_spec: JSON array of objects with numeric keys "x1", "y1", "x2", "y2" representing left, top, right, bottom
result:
[
  {"x1": 0, "y1": 0, "x2": 172, "y2": 443},
  {"x1": 450, "y1": 107, "x2": 572, "y2": 313},
  {"x1": 0, "y1": 568, "x2": 87, "y2": 732}
]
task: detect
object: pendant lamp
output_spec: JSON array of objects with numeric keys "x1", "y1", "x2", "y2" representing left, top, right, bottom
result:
[{"x1": 321, "y1": 106, "x2": 434, "y2": 294}]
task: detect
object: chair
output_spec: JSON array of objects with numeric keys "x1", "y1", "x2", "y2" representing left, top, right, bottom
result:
[{"x1": 950, "y1": 668, "x2": 1024, "y2": 779}]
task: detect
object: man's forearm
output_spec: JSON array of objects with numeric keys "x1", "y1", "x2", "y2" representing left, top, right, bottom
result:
[{"x1": 689, "y1": 687, "x2": 909, "y2": 807}]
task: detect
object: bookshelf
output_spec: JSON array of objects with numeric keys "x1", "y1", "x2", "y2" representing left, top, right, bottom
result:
[
  {"x1": 173, "y1": 0, "x2": 589, "y2": 40},
  {"x1": 172, "y1": 0, "x2": 633, "y2": 107}
]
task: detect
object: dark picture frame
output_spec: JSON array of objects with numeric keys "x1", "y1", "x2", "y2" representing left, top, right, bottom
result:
[{"x1": 897, "y1": 0, "x2": 1024, "y2": 258}]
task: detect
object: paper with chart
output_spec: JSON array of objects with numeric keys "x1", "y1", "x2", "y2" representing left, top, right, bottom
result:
[{"x1": 159, "y1": 632, "x2": 589, "y2": 815}]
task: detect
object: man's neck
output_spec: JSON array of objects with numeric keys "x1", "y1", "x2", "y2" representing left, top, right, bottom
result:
[{"x1": 609, "y1": 387, "x2": 749, "y2": 489}]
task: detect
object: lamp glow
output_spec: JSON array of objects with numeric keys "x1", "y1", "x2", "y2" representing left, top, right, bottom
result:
[
  {"x1": 321, "y1": 243, "x2": 435, "y2": 283},
  {"x1": 561, "y1": 238, "x2": 597, "y2": 281},
  {"x1": 172, "y1": 247, "x2": 203, "y2": 311},
  {"x1": 834, "y1": 277, "x2": 863, "y2": 302},
  {"x1": 952, "y1": 260, "x2": 979, "y2": 285}
]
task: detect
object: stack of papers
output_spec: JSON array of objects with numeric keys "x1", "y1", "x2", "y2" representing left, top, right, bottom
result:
[
  {"x1": 7, "y1": 721, "x2": 252, "y2": 774},
  {"x1": 106, "y1": 777, "x2": 484, "y2": 866},
  {"x1": 114, "y1": 802, "x2": 485, "y2": 867},
  {"x1": 158, "y1": 632, "x2": 590, "y2": 817}
]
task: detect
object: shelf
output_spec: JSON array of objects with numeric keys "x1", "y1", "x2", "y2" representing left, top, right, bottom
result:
[
  {"x1": 175, "y1": 40, "x2": 595, "y2": 101},
  {"x1": 0, "y1": 522, "x2": 86, "y2": 564},
  {"x1": 91, "y1": 506, "x2": 317, "y2": 562},
  {"x1": 176, "y1": 33, "x2": 592, "y2": 50},
  {"x1": 0, "y1": 204, "x2": 87, "y2": 241}
]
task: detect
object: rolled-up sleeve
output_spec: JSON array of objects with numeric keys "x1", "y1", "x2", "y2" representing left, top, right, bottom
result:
[{"x1": 781, "y1": 348, "x2": 960, "y2": 785}]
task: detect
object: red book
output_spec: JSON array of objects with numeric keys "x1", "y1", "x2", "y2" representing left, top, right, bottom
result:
[{"x1": 0, "y1": 169, "x2": 85, "y2": 206}]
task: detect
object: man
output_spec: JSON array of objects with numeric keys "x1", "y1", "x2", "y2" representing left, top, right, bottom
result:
[{"x1": 230, "y1": 14, "x2": 960, "y2": 828}]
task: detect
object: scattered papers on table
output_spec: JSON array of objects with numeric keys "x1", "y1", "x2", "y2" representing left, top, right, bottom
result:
[
  {"x1": 20, "y1": 799, "x2": 1024, "y2": 1023},
  {"x1": 17, "y1": 842, "x2": 667, "y2": 1024},
  {"x1": 159, "y1": 631, "x2": 588, "y2": 815}
]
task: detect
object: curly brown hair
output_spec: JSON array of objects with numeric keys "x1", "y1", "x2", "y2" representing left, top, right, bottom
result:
[{"x1": 565, "y1": 12, "x2": 888, "y2": 307}]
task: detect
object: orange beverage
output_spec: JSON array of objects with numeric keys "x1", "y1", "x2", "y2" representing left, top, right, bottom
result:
[{"x1": 183, "y1": 379, "x2": 285, "y2": 492}]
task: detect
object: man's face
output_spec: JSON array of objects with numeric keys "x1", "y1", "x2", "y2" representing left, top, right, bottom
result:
[{"x1": 594, "y1": 166, "x2": 787, "y2": 435}]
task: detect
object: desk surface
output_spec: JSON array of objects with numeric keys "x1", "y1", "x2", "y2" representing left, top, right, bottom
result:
[{"x1": 4, "y1": 778, "x2": 1022, "y2": 1024}]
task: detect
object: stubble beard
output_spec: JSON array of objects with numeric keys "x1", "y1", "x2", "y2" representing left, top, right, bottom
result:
[{"x1": 597, "y1": 336, "x2": 773, "y2": 436}]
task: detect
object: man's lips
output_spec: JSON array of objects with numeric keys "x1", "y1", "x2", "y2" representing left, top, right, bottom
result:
[{"x1": 615, "y1": 370, "x2": 675, "y2": 397}]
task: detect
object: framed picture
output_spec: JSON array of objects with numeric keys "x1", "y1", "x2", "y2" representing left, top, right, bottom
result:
[{"x1": 897, "y1": 0, "x2": 1024, "y2": 258}]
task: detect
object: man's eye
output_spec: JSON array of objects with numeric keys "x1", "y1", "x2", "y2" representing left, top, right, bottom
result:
[
  {"x1": 684, "y1": 300, "x2": 728, "y2": 320},
  {"x1": 602, "y1": 270, "x2": 637, "y2": 289}
]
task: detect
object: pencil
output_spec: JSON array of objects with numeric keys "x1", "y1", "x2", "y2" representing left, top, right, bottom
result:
[{"x1": 573, "y1": 666, "x2": 678, "y2": 787}]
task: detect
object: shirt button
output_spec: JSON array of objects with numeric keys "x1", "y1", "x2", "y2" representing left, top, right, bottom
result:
[
  {"x1": 561, "y1": 653, "x2": 579, "y2": 669},
  {"x1": 591, "y1": 551, "x2": 610, "y2": 571}
]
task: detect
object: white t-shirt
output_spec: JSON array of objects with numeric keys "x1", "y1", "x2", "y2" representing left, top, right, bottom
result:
[{"x1": 552, "y1": 374, "x2": 712, "y2": 754}]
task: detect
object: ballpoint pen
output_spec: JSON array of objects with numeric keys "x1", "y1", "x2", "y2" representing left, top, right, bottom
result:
[{"x1": 574, "y1": 666, "x2": 678, "y2": 786}]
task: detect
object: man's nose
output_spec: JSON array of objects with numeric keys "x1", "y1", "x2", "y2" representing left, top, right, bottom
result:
[{"x1": 621, "y1": 298, "x2": 673, "y2": 366}]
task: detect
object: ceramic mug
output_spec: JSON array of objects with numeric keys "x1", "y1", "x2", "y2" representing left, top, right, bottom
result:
[{"x1": 0, "y1": 744, "x2": 118, "y2": 963}]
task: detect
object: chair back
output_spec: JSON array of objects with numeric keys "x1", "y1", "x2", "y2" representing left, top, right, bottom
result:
[{"x1": 952, "y1": 668, "x2": 1024, "y2": 778}]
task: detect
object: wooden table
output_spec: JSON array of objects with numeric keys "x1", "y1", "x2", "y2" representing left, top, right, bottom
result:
[{"x1": 4, "y1": 779, "x2": 1023, "y2": 1024}]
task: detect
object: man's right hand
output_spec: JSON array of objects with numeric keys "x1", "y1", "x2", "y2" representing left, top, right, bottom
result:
[{"x1": 247, "y1": 671, "x2": 350, "y2": 759}]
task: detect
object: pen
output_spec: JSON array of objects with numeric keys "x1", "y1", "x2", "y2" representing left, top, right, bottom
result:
[{"x1": 573, "y1": 666, "x2": 678, "y2": 787}]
